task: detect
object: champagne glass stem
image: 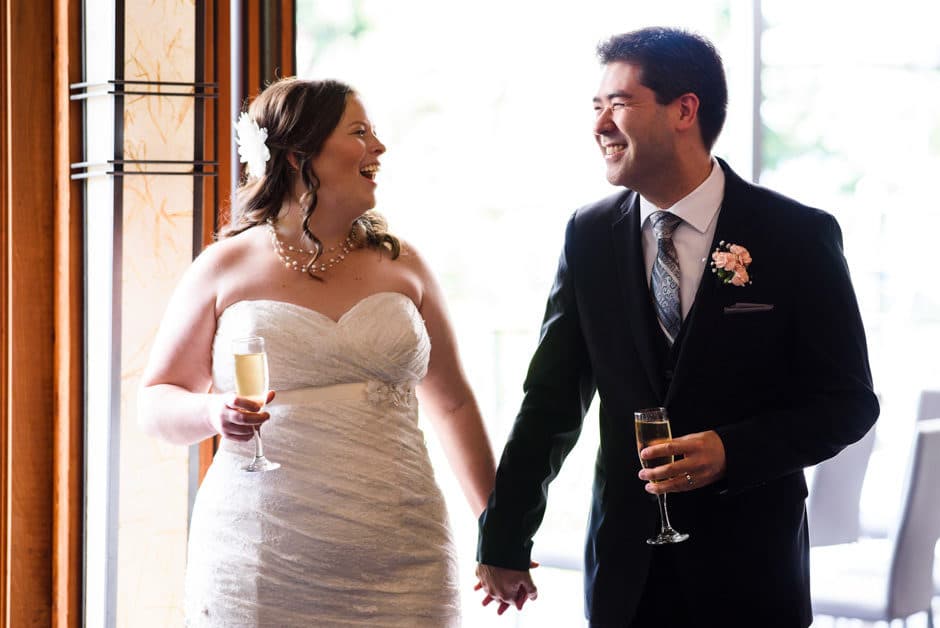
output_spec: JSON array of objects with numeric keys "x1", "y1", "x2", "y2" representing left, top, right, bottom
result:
[
  {"x1": 245, "y1": 423, "x2": 279, "y2": 472},
  {"x1": 647, "y1": 492, "x2": 687, "y2": 544},
  {"x1": 253, "y1": 427, "x2": 266, "y2": 460},
  {"x1": 656, "y1": 494, "x2": 674, "y2": 533}
]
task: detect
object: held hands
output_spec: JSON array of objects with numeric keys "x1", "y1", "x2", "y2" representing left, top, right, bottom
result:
[
  {"x1": 208, "y1": 391, "x2": 275, "y2": 441},
  {"x1": 475, "y1": 562, "x2": 539, "y2": 615},
  {"x1": 639, "y1": 429, "x2": 727, "y2": 494}
]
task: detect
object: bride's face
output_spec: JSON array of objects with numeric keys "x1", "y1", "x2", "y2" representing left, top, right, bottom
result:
[{"x1": 310, "y1": 95, "x2": 386, "y2": 216}]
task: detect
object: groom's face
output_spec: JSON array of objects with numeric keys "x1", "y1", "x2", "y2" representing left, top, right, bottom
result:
[{"x1": 592, "y1": 62, "x2": 674, "y2": 192}]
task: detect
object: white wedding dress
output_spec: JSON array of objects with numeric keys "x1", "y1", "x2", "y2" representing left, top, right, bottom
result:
[{"x1": 184, "y1": 292, "x2": 460, "y2": 627}]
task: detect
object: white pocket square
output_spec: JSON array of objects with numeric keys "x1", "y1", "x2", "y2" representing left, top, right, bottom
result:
[{"x1": 723, "y1": 302, "x2": 774, "y2": 314}]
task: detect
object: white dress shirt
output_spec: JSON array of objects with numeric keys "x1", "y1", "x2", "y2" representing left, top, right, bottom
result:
[{"x1": 639, "y1": 158, "x2": 725, "y2": 321}]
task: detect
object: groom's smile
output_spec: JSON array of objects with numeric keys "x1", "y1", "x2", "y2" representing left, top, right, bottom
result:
[{"x1": 603, "y1": 143, "x2": 627, "y2": 157}]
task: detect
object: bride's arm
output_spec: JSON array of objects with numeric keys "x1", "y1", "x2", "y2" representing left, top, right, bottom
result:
[
  {"x1": 406, "y1": 247, "x2": 497, "y2": 518},
  {"x1": 138, "y1": 244, "x2": 269, "y2": 446}
]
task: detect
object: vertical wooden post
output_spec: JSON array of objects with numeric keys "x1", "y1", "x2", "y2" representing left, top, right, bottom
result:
[
  {"x1": 1, "y1": 0, "x2": 57, "y2": 625},
  {"x1": 52, "y1": 0, "x2": 85, "y2": 626}
]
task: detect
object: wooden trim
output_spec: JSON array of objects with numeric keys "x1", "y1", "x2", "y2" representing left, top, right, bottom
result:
[
  {"x1": 198, "y1": 0, "x2": 230, "y2": 482},
  {"x1": 216, "y1": 0, "x2": 232, "y2": 237},
  {"x1": 245, "y1": 0, "x2": 261, "y2": 101},
  {"x1": 2, "y1": 0, "x2": 56, "y2": 625},
  {"x1": 198, "y1": 439, "x2": 216, "y2": 483},
  {"x1": 201, "y1": 0, "x2": 222, "y2": 247},
  {"x1": 280, "y1": 1, "x2": 295, "y2": 77},
  {"x1": 52, "y1": 1, "x2": 84, "y2": 626},
  {"x1": 0, "y1": 0, "x2": 9, "y2": 620},
  {"x1": 208, "y1": 0, "x2": 231, "y2": 243}
]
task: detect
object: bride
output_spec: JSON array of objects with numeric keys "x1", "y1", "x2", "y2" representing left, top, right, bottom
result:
[{"x1": 138, "y1": 77, "x2": 496, "y2": 627}]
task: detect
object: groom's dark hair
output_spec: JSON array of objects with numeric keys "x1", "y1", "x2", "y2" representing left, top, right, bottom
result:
[{"x1": 597, "y1": 27, "x2": 728, "y2": 151}]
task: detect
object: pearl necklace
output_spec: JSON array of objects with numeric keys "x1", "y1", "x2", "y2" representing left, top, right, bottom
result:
[{"x1": 267, "y1": 220, "x2": 355, "y2": 277}]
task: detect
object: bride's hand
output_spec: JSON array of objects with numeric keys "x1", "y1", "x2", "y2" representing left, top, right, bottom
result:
[
  {"x1": 208, "y1": 391, "x2": 275, "y2": 440},
  {"x1": 474, "y1": 561, "x2": 539, "y2": 615}
]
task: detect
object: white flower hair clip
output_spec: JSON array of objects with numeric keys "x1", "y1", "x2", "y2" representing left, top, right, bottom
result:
[{"x1": 234, "y1": 111, "x2": 271, "y2": 180}]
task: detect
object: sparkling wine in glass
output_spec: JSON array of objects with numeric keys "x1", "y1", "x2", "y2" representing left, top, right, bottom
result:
[
  {"x1": 233, "y1": 336, "x2": 279, "y2": 472},
  {"x1": 635, "y1": 407, "x2": 688, "y2": 544}
]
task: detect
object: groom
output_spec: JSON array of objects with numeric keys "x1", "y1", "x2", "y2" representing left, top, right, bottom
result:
[{"x1": 475, "y1": 27, "x2": 878, "y2": 627}]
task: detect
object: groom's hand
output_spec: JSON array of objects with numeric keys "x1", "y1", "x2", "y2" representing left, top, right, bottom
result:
[
  {"x1": 475, "y1": 562, "x2": 538, "y2": 615},
  {"x1": 638, "y1": 429, "x2": 727, "y2": 493}
]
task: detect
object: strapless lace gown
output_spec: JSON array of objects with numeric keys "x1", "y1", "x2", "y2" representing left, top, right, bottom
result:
[{"x1": 184, "y1": 293, "x2": 460, "y2": 627}]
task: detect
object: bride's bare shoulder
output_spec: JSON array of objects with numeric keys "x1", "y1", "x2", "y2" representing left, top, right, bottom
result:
[
  {"x1": 392, "y1": 239, "x2": 446, "y2": 307},
  {"x1": 394, "y1": 238, "x2": 429, "y2": 272},
  {"x1": 178, "y1": 227, "x2": 268, "y2": 298},
  {"x1": 195, "y1": 227, "x2": 266, "y2": 270}
]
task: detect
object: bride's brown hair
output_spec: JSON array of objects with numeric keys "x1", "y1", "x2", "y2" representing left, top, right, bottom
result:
[{"x1": 220, "y1": 77, "x2": 400, "y2": 260}]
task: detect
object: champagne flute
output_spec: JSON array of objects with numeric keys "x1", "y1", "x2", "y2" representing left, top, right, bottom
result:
[
  {"x1": 232, "y1": 336, "x2": 280, "y2": 472},
  {"x1": 635, "y1": 407, "x2": 688, "y2": 544}
]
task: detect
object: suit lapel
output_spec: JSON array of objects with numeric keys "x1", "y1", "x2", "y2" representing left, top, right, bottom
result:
[
  {"x1": 611, "y1": 192, "x2": 667, "y2": 402},
  {"x1": 665, "y1": 161, "x2": 751, "y2": 405}
]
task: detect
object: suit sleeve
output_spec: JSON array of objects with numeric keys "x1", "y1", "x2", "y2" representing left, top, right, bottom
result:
[
  {"x1": 476, "y1": 215, "x2": 597, "y2": 569},
  {"x1": 715, "y1": 212, "x2": 879, "y2": 493}
]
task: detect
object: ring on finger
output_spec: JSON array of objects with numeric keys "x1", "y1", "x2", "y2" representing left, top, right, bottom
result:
[{"x1": 685, "y1": 472, "x2": 694, "y2": 487}]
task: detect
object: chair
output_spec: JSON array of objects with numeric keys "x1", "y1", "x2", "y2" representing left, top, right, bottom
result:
[
  {"x1": 811, "y1": 418, "x2": 940, "y2": 627},
  {"x1": 919, "y1": 391, "x2": 940, "y2": 602},
  {"x1": 807, "y1": 425, "x2": 877, "y2": 546},
  {"x1": 918, "y1": 390, "x2": 940, "y2": 422}
]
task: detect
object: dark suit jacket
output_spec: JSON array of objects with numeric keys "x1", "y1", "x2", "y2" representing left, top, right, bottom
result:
[{"x1": 477, "y1": 160, "x2": 879, "y2": 626}]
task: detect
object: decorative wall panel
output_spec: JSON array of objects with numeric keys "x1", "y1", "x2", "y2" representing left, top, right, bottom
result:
[{"x1": 117, "y1": 1, "x2": 195, "y2": 625}]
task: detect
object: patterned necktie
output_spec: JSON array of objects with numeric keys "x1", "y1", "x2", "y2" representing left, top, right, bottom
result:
[{"x1": 650, "y1": 211, "x2": 682, "y2": 345}]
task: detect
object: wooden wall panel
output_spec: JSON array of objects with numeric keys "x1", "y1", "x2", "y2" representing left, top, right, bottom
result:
[
  {"x1": 245, "y1": 0, "x2": 262, "y2": 101},
  {"x1": 52, "y1": 0, "x2": 84, "y2": 625},
  {"x1": 280, "y1": 2, "x2": 295, "y2": 79},
  {"x1": 2, "y1": 0, "x2": 81, "y2": 624},
  {"x1": 1, "y1": 0, "x2": 56, "y2": 626},
  {"x1": 0, "y1": 0, "x2": 8, "y2": 616}
]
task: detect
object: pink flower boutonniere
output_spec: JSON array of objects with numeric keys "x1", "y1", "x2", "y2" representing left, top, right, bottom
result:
[{"x1": 710, "y1": 241, "x2": 752, "y2": 287}]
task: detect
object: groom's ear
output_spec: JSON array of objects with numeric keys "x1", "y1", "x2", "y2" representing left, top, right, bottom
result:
[{"x1": 673, "y1": 92, "x2": 700, "y2": 129}]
